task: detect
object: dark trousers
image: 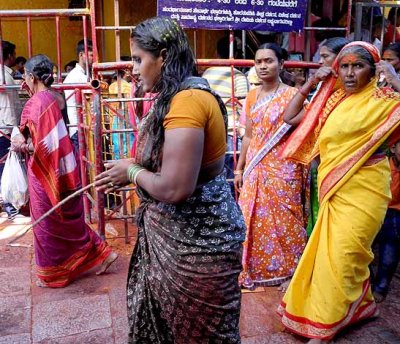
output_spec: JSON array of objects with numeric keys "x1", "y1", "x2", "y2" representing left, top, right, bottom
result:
[
  {"x1": 70, "y1": 132, "x2": 79, "y2": 153},
  {"x1": 373, "y1": 208, "x2": 400, "y2": 296}
]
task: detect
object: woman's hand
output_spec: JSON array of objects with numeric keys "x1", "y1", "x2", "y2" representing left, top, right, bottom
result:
[
  {"x1": 313, "y1": 66, "x2": 336, "y2": 83},
  {"x1": 376, "y1": 60, "x2": 399, "y2": 85},
  {"x1": 95, "y1": 158, "x2": 135, "y2": 193},
  {"x1": 234, "y1": 173, "x2": 243, "y2": 192},
  {"x1": 10, "y1": 133, "x2": 26, "y2": 152}
]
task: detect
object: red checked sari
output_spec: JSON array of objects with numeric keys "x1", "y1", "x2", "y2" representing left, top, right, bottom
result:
[
  {"x1": 278, "y1": 42, "x2": 400, "y2": 339},
  {"x1": 20, "y1": 90, "x2": 111, "y2": 287}
]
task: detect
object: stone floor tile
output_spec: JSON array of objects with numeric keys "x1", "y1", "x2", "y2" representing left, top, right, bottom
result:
[
  {"x1": 113, "y1": 316, "x2": 129, "y2": 344},
  {"x1": 0, "y1": 295, "x2": 31, "y2": 337},
  {"x1": 0, "y1": 333, "x2": 31, "y2": 344},
  {"x1": 0, "y1": 267, "x2": 31, "y2": 297},
  {"x1": 34, "y1": 328, "x2": 114, "y2": 344},
  {"x1": 32, "y1": 294, "x2": 112, "y2": 342}
]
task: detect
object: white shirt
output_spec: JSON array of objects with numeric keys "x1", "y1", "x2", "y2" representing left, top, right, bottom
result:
[
  {"x1": 63, "y1": 63, "x2": 88, "y2": 137},
  {"x1": 0, "y1": 65, "x2": 21, "y2": 136}
]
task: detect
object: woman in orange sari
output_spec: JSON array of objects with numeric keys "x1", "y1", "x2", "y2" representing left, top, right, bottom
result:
[
  {"x1": 279, "y1": 42, "x2": 400, "y2": 343},
  {"x1": 234, "y1": 43, "x2": 308, "y2": 289}
]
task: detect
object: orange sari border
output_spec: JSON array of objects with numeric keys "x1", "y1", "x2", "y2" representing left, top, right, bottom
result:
[
  {"x1": 36, "y1": 240, "x2": 111, "y2": 288},
  {"x1": 319, "y1": 103, "x2": 400, "y2": 202},
  {"x1": 277, "y1": 279, "x2": 377, "y2": 340}
]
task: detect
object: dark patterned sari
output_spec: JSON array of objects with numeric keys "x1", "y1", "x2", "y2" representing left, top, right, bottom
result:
[{"x1": 127, "y1": 78, "x2": 246, "y2": 343}]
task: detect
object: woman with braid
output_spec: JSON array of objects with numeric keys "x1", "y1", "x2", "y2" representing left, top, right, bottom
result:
[{"x1": 95, "y1": 17, "x2": 245, "y2": 343}]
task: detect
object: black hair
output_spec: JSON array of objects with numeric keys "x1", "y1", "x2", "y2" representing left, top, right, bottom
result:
[
  {"x1": 15, "y1": 56, "x2": 27, "y2": 65},
  {"x1": 131, "y1": 17, "x2": 196, "y2": 168},
  {"x1": 321, "y1": 37, "x2": 350, "y2": 55},
  {"x1": 120, "y1": 55, "x2": 132, "y2": 61},
  {"x1": 257, "y1": 43, "x2": 284, "y2": 61},
  {"x1": 216, "y1": 36, "x2": 239, "y2": 59},
  {"x1": 388, "y1": 7, "x2": 400, "y2": 25},
  {"x1": 24, "y1": 54, "x2": 55, "y2": 87},
  {"x1": 76, "y1": 39, "x2": 93, "y2": 56},
  {"x1": 338, "y1": 45, "x2": 376, "y2": 74},
  {"x1": 64, "y1": 60, "x2": 77, "y2": 72},
  {"x1": 2, "y1": 41, "x2": 16, "y2": 61},
  {"x1": 384, "y1": 42, "x2": 400, "y2": 58}
]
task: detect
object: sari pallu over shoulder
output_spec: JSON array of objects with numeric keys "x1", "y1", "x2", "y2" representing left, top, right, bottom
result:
[
  {"x1": 278, "y1": 41, "x2": 400, "y2": 340},
  {"x1": 20, "y1": 90, "x2": 80, "y2": 212}
]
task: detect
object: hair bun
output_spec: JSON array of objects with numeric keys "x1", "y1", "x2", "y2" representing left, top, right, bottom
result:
[{"x1": 42, "y1": 73, "x2": 54, "y2": 87}]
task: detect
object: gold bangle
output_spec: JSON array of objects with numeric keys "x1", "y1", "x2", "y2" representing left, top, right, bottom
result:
[{"x1": 233, "y1": 170, "x2": 243, "y2": 175}]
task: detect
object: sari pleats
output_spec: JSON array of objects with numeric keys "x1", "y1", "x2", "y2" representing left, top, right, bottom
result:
[{"x1": 127, "y1": 175, "x2": 245, "y2": 343}]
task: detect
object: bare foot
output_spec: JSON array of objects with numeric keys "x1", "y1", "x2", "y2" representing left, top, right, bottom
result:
[
  {"x1": 373, "y1": 291, "x2": 386, "y2": 303},
  {"x1": 96, "y1": 251, "x2": 118, "y2": 275},
  {"x1": 36, "y1": 280, "x2": 48, "y2": 288},
  {"x1": 277, "y1": 279, "x2": 291, "y2": 293}
]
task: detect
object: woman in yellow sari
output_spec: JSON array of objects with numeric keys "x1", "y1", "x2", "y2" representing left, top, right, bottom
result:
[{"x1": 278, "y1": 41, "x2": 400, "y2": 342}]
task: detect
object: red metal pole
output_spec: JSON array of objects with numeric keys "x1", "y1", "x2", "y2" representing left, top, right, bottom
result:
[
  {"x1": 76, "y1": 90, "x2": 91, "y2": 221},
  {"x1": 55, "y1": 16, "x2": 62, "y2": 82},
  {"x1": 93, "y1": 91, "x2": 105, "y2": 239},
  {"x1": 346, "y1": 0, "x2": 353, "y2": 38},
  {"x1": 229, "y1": 31, "x2": 238, "y2": 200},
  {"x1": 0, "y1": 8, "x2": 90, "y2": 18},
  {"x1": 27, "y1": 17, "x2": 32, "y2": 58},
  {"x1": 0, "y1": 18, "x2": 4, "y2": 86},
  {"x1": 89, "y1": 0, "x2": 99, "y2": 77},
  {"x1": 82, "y1": 15, "x2": 90, "y2": 81},
  {"x1": 114, "y1": 0, "x2": 121, "y2": 62},
  {"x1": 92, "y1": 60, "x2": 320, "y2": 72}
]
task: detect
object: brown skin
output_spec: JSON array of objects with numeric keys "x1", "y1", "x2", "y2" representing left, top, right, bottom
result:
[
  {"x1": 376, "y1": 49, "x2": 400, "y2": 91},
  {"x1": 283, "y1": 44, "x2": 339, "y2": 127},
  {"x1": 95, "y1": 39, "x2": 225, "y2": 203},
  {"x1": 339, "y1": 55, "x2": 374, "y2": 94},
  {"x1": 233, "y1": 48, "x2": 282, "y2": 192}
]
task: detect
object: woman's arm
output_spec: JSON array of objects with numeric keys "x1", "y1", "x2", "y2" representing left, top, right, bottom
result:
[
  {"x1": 135, "y1": 128, "x2": 204, "y2": 203},
  {"x1": 234, "y1": 116, "x2": 252, "y2": 191},
  {"x1": 95, "y1": 127, "x2": 204, "y2": 204},
  {"x1": 283, "y1": 66, "x2": 335, "y2": 126}
]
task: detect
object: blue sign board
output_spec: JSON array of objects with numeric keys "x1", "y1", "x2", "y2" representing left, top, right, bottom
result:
[{"x1": 157, "y1": 0, "x2": 308, "y2": 32}]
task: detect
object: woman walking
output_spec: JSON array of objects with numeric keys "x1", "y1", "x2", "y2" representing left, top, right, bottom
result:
[
  {"x1": 279, "y1": 41, "x2": 400, "y2": 343},
  {"x1": 234, "y1": 43, "x2": 308, "y2": 290},
  {"x1": 12, "y1": 54, "x2": 117, "y2": 288},
  {"x1": 95, "y1": 18, "x2": 245, "y2": 343}
]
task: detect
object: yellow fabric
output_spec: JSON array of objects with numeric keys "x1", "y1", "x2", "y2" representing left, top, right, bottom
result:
[
  {"x1": 279, "y1": 80, "x2": 400, "y2": 339},
  {"x1": 164, "y1": 89, "x2": 226, "y2": 165},
  {"x1": 109, "y1": 80, "x2": 132, "y2": 95}
]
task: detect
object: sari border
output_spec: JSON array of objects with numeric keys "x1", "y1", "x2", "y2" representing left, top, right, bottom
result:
[
  {"x1": 243, "y1": 123, "x2": 291, "y2": 180},
  {"x1": 277, "y1": 279, "x2": 377, "y2": 340},
  {"x1": 36, "y1": 239, "x2": 111, "y2": 288},
  {"x1": 319, "y1": 103, "x2": 400, "y2": 202}
]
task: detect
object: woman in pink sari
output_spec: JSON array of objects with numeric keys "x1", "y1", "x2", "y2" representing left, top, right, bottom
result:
[
  {"x1": 234, "y1": 43, "x2": 308, "y2": 289},
  {"x1": 12, "y1": 55, "x2": 117, "y2": 288}
]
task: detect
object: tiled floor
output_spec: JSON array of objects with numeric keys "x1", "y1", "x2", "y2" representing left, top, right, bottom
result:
[{"x1": 1, "y1": 214, "x2": 400, "y2": 343}]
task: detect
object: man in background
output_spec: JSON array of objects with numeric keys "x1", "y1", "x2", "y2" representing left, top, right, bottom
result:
[
  {"x1": 63, "y1": 39, "x2": 93, "y2": 151},
  {"x1": 0, "y1": 41, "x2": 21, "y2": 219}
]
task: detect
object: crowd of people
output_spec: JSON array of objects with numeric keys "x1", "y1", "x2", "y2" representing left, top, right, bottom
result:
[{"x1": 1, "y1": 9, "x2": 400, "y2": 344}]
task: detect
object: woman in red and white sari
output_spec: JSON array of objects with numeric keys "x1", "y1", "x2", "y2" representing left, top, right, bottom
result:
[{"x1": 12, "y1": 54, "x2": 117, "y2": 288}]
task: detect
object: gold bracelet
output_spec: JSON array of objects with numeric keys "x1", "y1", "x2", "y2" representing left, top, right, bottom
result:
[{"x1": 233, "y1": 170, "x2": 243, "y2": 175}]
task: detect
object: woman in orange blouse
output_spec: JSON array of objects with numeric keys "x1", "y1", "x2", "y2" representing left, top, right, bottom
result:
[{"x1": 95, "y1": 17, "x2": 245, "y2": 343}]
